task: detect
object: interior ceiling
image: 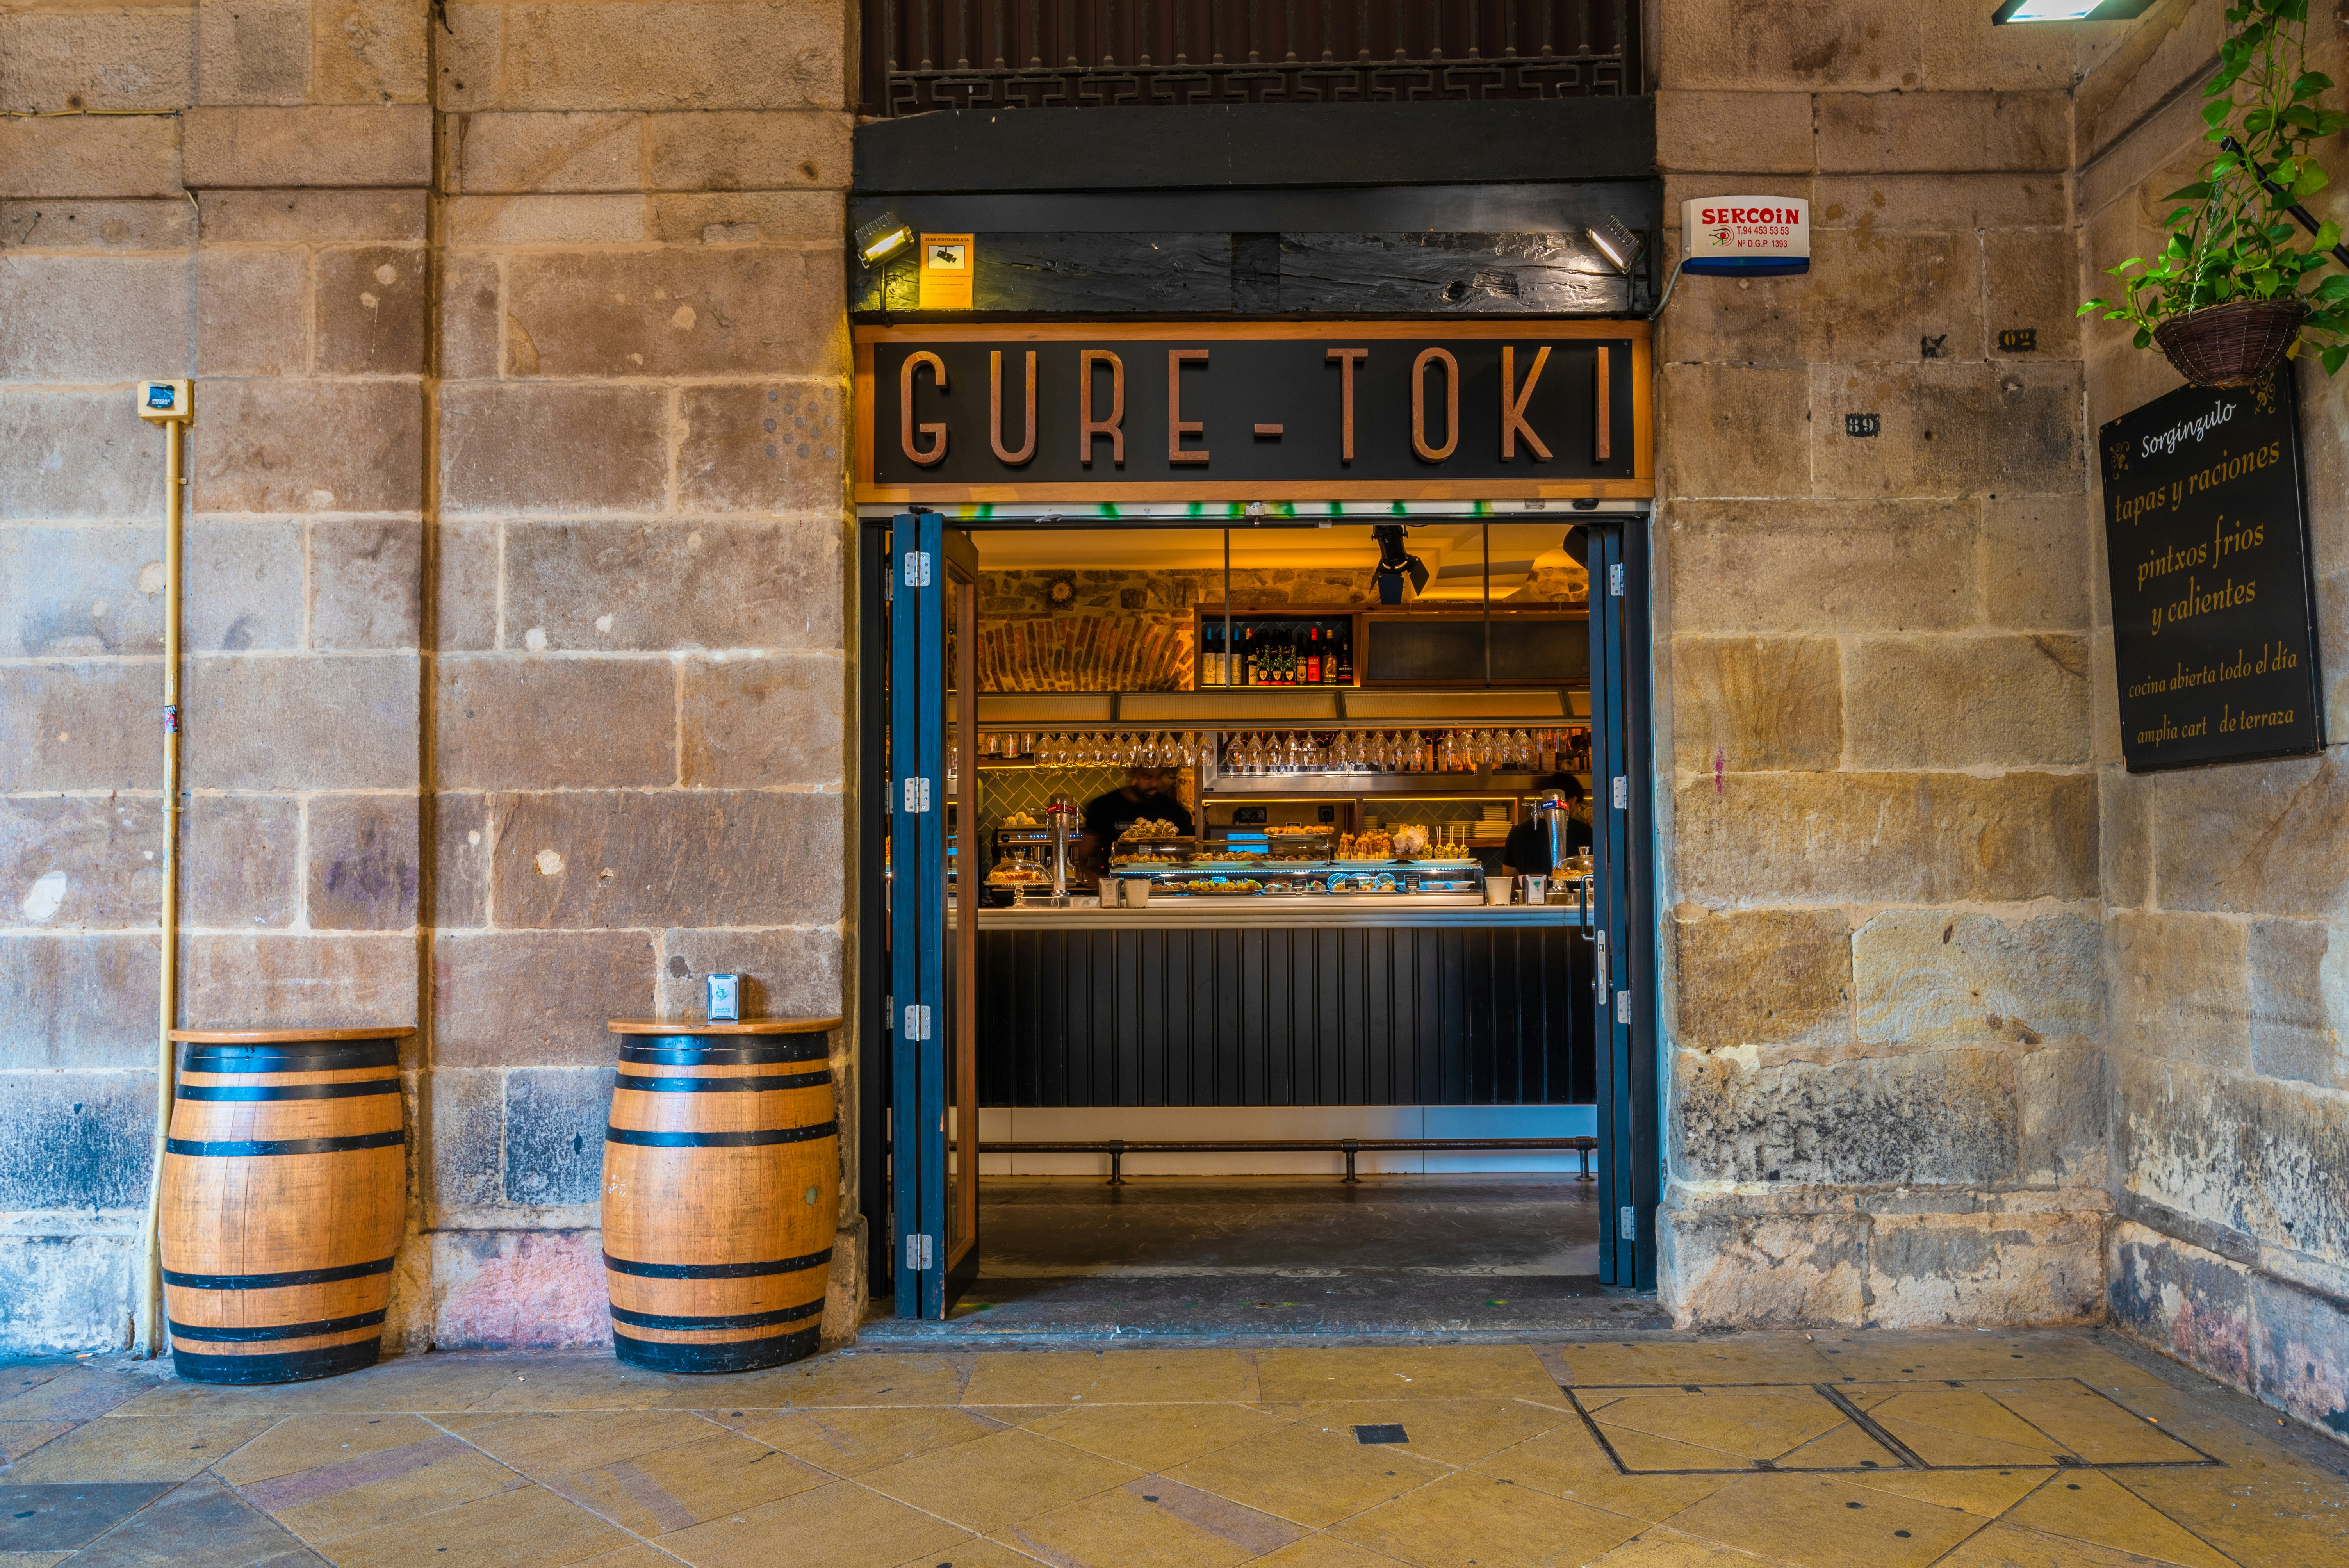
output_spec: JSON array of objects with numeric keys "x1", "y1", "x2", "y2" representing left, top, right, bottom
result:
[{"x1": 968, "y1": 523, "x2": 1583, "y2": 600}]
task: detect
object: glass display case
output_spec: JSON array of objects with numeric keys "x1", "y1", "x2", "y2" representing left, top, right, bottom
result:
[{"x1": 1107, "y1": 858, "x2": 1486, "y2": 903}]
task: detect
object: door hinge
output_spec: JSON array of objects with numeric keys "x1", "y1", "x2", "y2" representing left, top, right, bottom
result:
[
  {"x1": 1608, "y1": 563, "x2": 1625, "y2": 597},
  {"x1": 903, "y1": 1003, "x2": 932, "y2": 1042},
  {"x1": 906, "y1": 1232, "x2": 933, "y2": 1270},
  {"x1": 1617, "y1": 988, "x2": 1633, "y2": 1022},
  {"x1": 903, "y1": 775, "x2": 932, "y2": 813},
  {"x1": 1620, "y1": 1206, "x2": 1637, "y2": 1241},
  {"x1": 904, "y1": 551, "x2": 932, "y2": 588},
  {"x1": 1611, "y1": 775, "x2": 1628, "y2": 809}
]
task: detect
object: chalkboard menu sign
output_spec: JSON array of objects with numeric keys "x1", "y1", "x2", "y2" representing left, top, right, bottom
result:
[{"x1": 2098, "y1": 368, "x2": 2326, "y2": 773}]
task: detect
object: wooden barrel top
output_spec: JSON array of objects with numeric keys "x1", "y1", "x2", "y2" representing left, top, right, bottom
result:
[
  {"x1": 168, "y1": 1027, "x2": 417, "y2": 1043},
  {"x1": 606, "y1": 1017, "x2": 841, "y2": 1036}
]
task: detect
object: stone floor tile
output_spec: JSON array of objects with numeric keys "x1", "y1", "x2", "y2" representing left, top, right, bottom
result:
[
  {"x1": 0, "y1": 1368, "x2": 151, "y2": 1424},
  {"x1": 548, "y1": 1429, "x2": 832, "y2": 1535},
  {"x1": 1856, "y1": 1388, "x2": 2073, "y2": 1467},
  {"x1": 2111, "y1": 1459, "x2": 2349, "y2": 1560},
  {"x1": 445, "y1": 1408, "x2": 725, "y2": 1476},
  {"x1": 886, "y1": 1539, "x2": 1041, "y2": 1568},
  {"x1": 654, "y1": 1352, "x2": 970, "y2": 1410},
  {"x1": 0, "y1": 1550, "x2": 74, "y2": 1567},
  {"x1": 213, "y1": 1415, "x2": 440, "y2": 1486},
  {"x1": 1256, "y1": 1346, "x2": 1560, "y2": 1404},
  {"x1": 725, "y1": 1404, "x2": 1014, "y2": 1476},
  {"x1": 1585, "y1": 1529, "x2": 1800, "y2": 1565},
  {"x1": 1464, "y1": 1425, "x2": 1738, "y2": 1525},
  {"x1": 1930, "y1": 1521, "x2": 2186, "y2": 1567},
  {"x1": 993, "y1": 1477, "x2": 1305, "y2": 1566},
  {"x1": 56, "y1": 1475, "x2": 330, "y2": 1568},
  {"x1": 1264, "y1": 1399, "x2": 1572, "y2": 1468},
  {"x1": 1328, "y1": 1469, "x2": 1648, "y2": 1567},
  {"x1": 569, "y1": 1547, "x2": 686, "y2": 1568},
  {"x1": 107, "y1": 1356, "x2": 519, "y2": 1418},
  {"x1": 0, "y1": 1482, "x2": 173, "y2": 1553},
  {"x1": 464, "y1": 1363, "x2": 693, "y2": 1413},
  {"x1": 3, "y1": 1415, "x2": 276, "y2": 1482},
  {"x1": 1588, "y1": 1389, "x2": 1845, "y2": 1463},
  {"x1": 1245, "y1": 1537, "x2": 1416, "y2": 1568},
  {"x1": 1020, "y1": 1402, "x2": 1291, "y2": 1472},
  {"x1": 1551, "y1": 1338, "x2": 1840, "y2": 1390},
  {"x1": 1659, "y1": 1473, "x2": 1988, "y2": 1568},
  {"x1": 1590, "y1": 1422, "x2": 1749, "y2": 1472},
  {"x1": 1802, "y1": 1336, "x2": 2165, "y2": 1390},
  {"x1": 960, "y1": 1349, "x2": 1259, "y2": 1407},
  {"x1": 1767, "y1": 1420, "x2": 1906, "y2": 1470},
  {"x1": 655, "y1": 1477, "x2": 970, "y2": 1568},
  {"x1": 237, "y1": 1431, "x2": 525, "y2": 1543},
  {"x1": 0, "y1": 1423, "x2": 73, "y2": 1466},
  {"x1": 1983, "y1": 1386, "x2": 2210, "y2": 1466},
  {"x1": 857, "y1": 1427, "x2": 1141, "y2": 1532},
  {"x1": 2001, "y1": 1472, "x2": 2236, "y2": 1568},
  {"x1": 305, "y1": 1481, "x2": 634, "y2": 1568},
  {"x1": 1160, "y1": 1419, "x2": 1445, "y2": 1530},
  {"x1": 1843, "y1": 1465, "x2": 2053, "y2": 1517}
]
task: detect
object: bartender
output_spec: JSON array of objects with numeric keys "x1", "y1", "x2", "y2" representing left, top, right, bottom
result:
[
  {"x1": 1078, "y1": 765, "x2": 1195, "y2": 884},
  {"x1": 1502, "y1": 773, "x2": 1592, "y2": 877}
]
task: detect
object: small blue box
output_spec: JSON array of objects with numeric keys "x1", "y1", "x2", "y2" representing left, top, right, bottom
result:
[{"x1": 706, "y1": 973, "x2": 740, "y2": 1023}]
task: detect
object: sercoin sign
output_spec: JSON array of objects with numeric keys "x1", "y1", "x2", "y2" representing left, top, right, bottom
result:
[
  {"x1": 854, "y1": 322, "x2": 1652, "y2": 502},
  {"x1": 1680, "y1": 195, "x2": 1810, "y2": 277},
  {"x1": 2097, "y1": 367, "x2": 2326, "y2": 772}
]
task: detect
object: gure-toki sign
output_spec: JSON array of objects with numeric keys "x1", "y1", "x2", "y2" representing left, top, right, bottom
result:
[{"x1": 852, "y1": 322, "x2": 1652, "y2": 503}]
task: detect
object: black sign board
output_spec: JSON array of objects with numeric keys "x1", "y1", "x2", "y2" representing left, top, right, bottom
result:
[
  {"x1": 2098, "y1": 367, "x2": 2326, "y2": 772},
  {"x1": 854, "y1": 323, "x2": 1650, "y2": 503}
]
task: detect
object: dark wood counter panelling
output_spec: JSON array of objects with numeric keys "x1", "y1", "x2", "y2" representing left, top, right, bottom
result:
[{"x1": 975, "y1": 923, "x2": 1592, "y2": 1107}]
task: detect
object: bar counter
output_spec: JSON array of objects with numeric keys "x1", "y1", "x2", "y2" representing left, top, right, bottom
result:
[{"x1": 957, "y1": 900, "x2": 1583, "y2": 928}]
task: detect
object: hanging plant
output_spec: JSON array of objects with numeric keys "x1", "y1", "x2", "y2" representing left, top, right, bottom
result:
[{"x1": 2081, "y1": 0, "x2": 2349, "y2": 386}]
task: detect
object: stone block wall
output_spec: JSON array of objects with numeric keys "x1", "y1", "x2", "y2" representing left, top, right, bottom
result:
[
  {"x1": 0, "y1": 0, "x2": 857, "y2": 1354},
  {"x1": 1650, "y1": 0, "x2": 2113, "y2": 1330},
  {"x1": 2076, "y1": 0, "x2": 2349, "y2": 1440}
]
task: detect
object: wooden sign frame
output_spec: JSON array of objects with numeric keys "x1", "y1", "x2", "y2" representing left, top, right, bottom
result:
[{"x1": 852, "y1": 321, "x2": 1654, "y2": 505}]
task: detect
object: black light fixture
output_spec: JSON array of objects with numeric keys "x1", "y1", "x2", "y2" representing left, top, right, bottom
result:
[
  {"x1": 1586, "y1": 216, "x2": 1648, "y2": 313},
  {"x1": 855, "y1": 210, "x2": 914, "y2": 267},
  {"x1": 1371, "y1": 524, "x2": 1429, "y2": 606},
  {"x1": 1991, "y1": 0, "x2": 2154, "y2": 21}
]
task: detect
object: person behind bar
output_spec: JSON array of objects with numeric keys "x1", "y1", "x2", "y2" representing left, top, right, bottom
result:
[
  {"x1": 1502, "y1": 773, "x2": 1593, "y2": 878},
  {"x1": 1078, "y1": 765, "x2": 1195, "y2": 886}
]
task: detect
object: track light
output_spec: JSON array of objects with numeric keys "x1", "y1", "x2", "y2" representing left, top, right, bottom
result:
[
  {"x1": 1372, "y1": 524, "x2": 1429, "y2": 606},
  {"x1": 856, "y1": 211, "x2": 914, "y2": 267},
  {"x1": 1991, "y1": 0, "x2": 2153, "y2": 21}
]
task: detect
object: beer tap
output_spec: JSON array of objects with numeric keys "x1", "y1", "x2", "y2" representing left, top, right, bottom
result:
[{"x1": 1045, "y1": 793, "x2": 1077, "y2": 909}]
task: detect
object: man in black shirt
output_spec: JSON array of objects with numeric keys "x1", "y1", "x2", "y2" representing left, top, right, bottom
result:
[
  {"x1": 1078, "y1": 766, "x2": 1195, "y2": 885},
  {"x1": 1502, "y1": 773, "x2": 1593, "y2": 877}
]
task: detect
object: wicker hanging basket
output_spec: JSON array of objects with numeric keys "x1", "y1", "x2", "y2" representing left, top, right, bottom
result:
[{"x1": 2152, "y1": 299, "x2": 2310, "y2": 388}]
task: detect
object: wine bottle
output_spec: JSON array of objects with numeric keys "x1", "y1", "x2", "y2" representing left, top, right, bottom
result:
[
  {"x1": 1335, "y1": 625, "x2": 1353, "y2": 685},
  {"x1": 1244, "y1": 628, "x2": 1259, "y2": 686}
]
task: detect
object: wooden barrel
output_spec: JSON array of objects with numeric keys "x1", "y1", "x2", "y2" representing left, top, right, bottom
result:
[
  {"x1": 601, "y1": 1017, "x2": 842, "y2": 1373},
  {"x1": 160, "y1": 1028, "x2": 410, "y2": 1385}
]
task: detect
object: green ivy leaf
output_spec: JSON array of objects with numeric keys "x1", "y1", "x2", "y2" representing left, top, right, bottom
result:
[{"x1": 2325, "y1": 343, "x2": 2347, "y2": 376}]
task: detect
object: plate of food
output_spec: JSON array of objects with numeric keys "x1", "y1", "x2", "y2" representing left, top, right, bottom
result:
[
  {"x1": 1119, "y1": 818, "x2": 1186, "y2": 841},
  {"x1": 1180, "y1": 879, "x2": 1264, "y2": 896}
]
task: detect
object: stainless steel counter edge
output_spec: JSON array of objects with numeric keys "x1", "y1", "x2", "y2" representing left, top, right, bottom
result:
[{"x1": 950, "y1": 903, "x2": 1590, "y2": 928}]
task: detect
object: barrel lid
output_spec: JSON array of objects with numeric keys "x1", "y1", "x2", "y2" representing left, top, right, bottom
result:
[
  {"x1": 607, "y1": 1017, "x2": 841, "y2": 1036},
  {"x1": 168, "y1": 1026, "x2": 416, "y2": 1043}
]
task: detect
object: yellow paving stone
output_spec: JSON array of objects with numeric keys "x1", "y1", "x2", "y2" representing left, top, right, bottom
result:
[
  {"x1": 0, "y1": 1553, "x2": 75, "y2": 1568},
  {"x1": 729, "y1": 1404, "x2": 1015, "y2": 1476},
  {"x1": 2001, "y1": 1472, "x2": 2236, "y2": 1568},
  {"x1": 443, "y1": 1408, "x2": 726, "y2": 1477},
  {"x1": 1586, "y1": 1530, "x2": 1800, "y2": 1566},
  {"x1": 1465, "y1": 1425, "x2": 1738, "y2": 1524},
  {"x1": 890, "y1": 1538, "x2": 1043, "y2": 1568},
  {"x1": 1554, "y1": 1338, "x2": 1840, "y2": 1391},
  {"x1": 112, "y1": 1354, "x2": 523, "y2": 1418},
  {"x1": 465, "y1": 1363, "x2": 691, "y2": 1412},
  {"x1": 573, "y1": 1548, "x2": 692, "y2": 1568},
  {"x1": 1802, "y1": 1336, "x2": 2164, "y2": 1390},
  {"x1": 214, "y1": 1413, "x2": 444, "y2": 1485},
  {"x1": 960, "y1": 1349, "x2": 1259, "y2": 1406},
  {"x1": 1592, "y1": 1422, "x2": 1752, "y2": 1473},
  {"x1": 664, "y1": 1352, "x2": 970, "y2": 1410},
  {"x1": 1660, "y1": 1472, "x2": 1988, "y2": 1568},
  {"x1": 1268, "y1": 1399, "x2": 1573, "y2": 1468},
  {"x1": 1844, "y1": 1466, "x2": 2054, "y2": 1517},
  {"x1": 548, "y1": 1428, "x2": 834, "y2": 1535},
  {"x1": 991, "y1": 1478, "x2": 1303, "y2": 1567},
  {"x1": 0, "y1": 1422, "x2": 73, "y2": 1466},
  {"x1": 1256, "y1": 1345, "x2": 1560, "y2": 1404},
  {"x1": 1590, "y1": 1390, "x2": 1846, "y2": 1463},
  {"x1": 656, "y1": 1477, "x2": 972, "y2": 1568},
  {"x1": 2108, "y1": 1463, "x2": 2349, "y2": 1564},
  {"x1": 1931, "y1": 1521, "x2": 2197, "y2": 1567},
  {"x1": 858, "y1": 1425, "x2": 1142, "y2": 1532},
  {"x1": 1021, "y1": 1401, "x2": 1291, "y2": 1471},
  {"x1": 3, "y1": 1413, "x2": 275, "y2": 1482},
  {"x1": 1767, "y1": 1420, "x2": 1904, "y2": 1470},
  {"x1": 1987, "y1": 1388, "x2": 2212, "y2": 1466},
  {"x1": 303, "y1": 1479, "x2": 634, "y2": 1567},
  {"x1": 0, "y1": 1367, "x2": 149, "y2": 1423},
  {"x1": 1162, "y1": 1418, "x2": 1445, "y2": 1530},
  {"x1": 1247, "y1": 1536, "x2": 1418, "y2": 1567},
  {"x1": 1329, "y1": 1469, "x2": 1648, "y2": 1568},
  {"x1": 247, "y1": 1434, "x2": 526, "y2": 1543},
  {"x1": 1859, "y1": 1390, "x2": 2073, "y2": 1468}
]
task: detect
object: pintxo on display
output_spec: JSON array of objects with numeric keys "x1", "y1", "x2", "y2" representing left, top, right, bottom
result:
[
  {"x1": 854, "y1": 322, "x2": 1652, "y2": 502},
  {"x1": 2098, "y1": 367, "x2": 2327, "y2": 772}
]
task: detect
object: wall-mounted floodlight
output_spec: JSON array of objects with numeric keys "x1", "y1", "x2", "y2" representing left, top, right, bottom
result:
[
  {"x1": 856, "y1": 210, "x2": 914, "y2": 267},
  {"x1": 1992, "y1": 0, "x2": 2154, "y2": 21},
  {"x1": 1586, "y1": 216, "x2": 1646, "y2": 276}
]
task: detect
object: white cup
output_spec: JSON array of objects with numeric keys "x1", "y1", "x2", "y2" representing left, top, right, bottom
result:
[
  {"x1": 1126, "y1": 879, "x2": 1151, "y2": 907},
  {"x1": 1486, "y1": 875, "x2": 1513, "y2": 907}
]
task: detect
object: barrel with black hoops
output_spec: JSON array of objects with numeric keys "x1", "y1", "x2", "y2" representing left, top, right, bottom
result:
[
  {"x1": 159, "y1": 1027, "x2": 411, "y2": 1385},
  {"x1": 601, "y1": 1016, "x2": 843, "y2": 1373}
]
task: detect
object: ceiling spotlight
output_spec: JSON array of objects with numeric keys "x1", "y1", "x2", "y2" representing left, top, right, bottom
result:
[
  {"x1": 1991, "y1": 0, "x2": 2153, "y2": 21},
  {"x1": 855, "y1": 211, "x2": 914, "y2": 267},
  {"x1": 1587, "y1": 216, "x2": 1647, "y2": 276},
  {"x1": 1371, "y1": 524, "x2": 1429, "y2": 606}
]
